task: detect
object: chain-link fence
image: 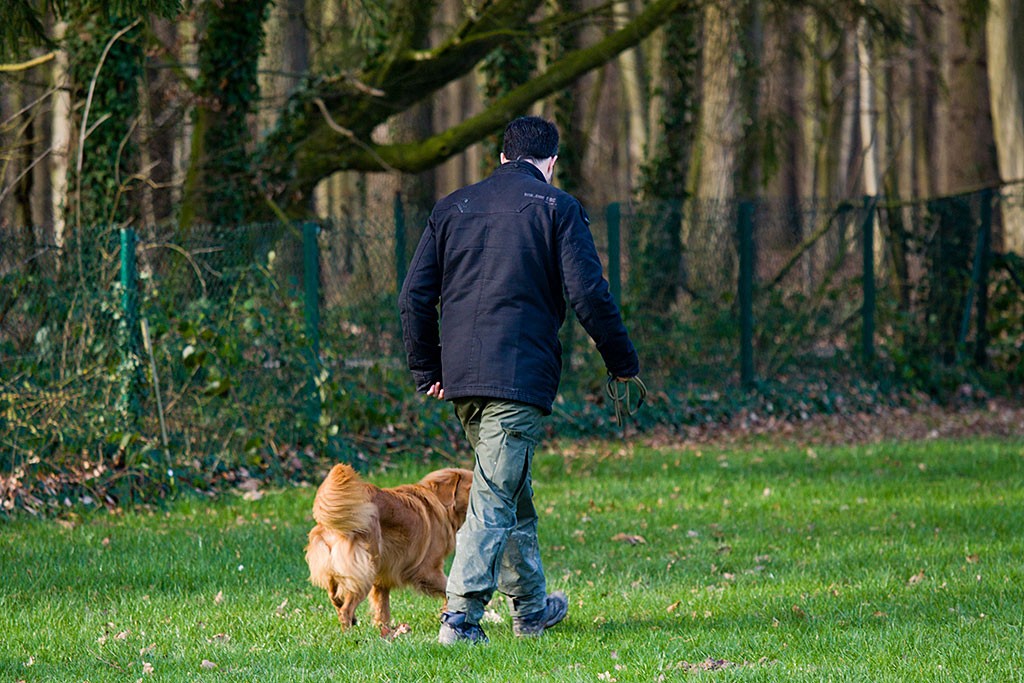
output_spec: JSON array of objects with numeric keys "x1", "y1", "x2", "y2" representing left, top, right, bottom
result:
[
  {"x1": 2, "y1": 186, "x2": 1023, "y2": 506},
  {"x1": 571, "y1": 187, "x2": 1023, "y2": 393}
]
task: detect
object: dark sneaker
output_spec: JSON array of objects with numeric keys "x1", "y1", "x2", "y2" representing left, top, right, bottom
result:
[
  {"x1": 438, "y1": 611, "x2": 489, "y2": 645},
  {"x1": 512, "y1": 591, "x2": 569, "y2": 637}
]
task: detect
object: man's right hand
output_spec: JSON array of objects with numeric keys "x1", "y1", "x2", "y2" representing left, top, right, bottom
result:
[{"x1": 426, "y1": 382, "x2": 445, "y2": 400}]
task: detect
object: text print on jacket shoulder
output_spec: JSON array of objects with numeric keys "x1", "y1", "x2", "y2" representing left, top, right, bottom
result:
[{"x1": 523, "y1": 191, "x2": 557, "y2": 206}]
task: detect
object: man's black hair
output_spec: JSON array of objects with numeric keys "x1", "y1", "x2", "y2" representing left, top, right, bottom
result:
[{"x1": 502, "y1": 116, "x2": 559, "y2": 161}]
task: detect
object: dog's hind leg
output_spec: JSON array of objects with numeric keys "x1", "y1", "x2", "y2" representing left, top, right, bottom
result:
[
  {"x1": 370, "y1": 585, "x2": 392, "y2": 635},
  {"x1": 329, "y1": 578, "x2": 368, "y2": 630}
]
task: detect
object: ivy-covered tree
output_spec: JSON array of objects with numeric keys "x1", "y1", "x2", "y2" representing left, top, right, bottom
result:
[
  {"x1": 66, "y1": 13, "x2": 144, "y2": 231},
  {"x1": 633, "y1": 1, "x2": 702, "y2": 319},
  {"x1": 178, "y1": 0, "x2": 272, "y2": 231}
]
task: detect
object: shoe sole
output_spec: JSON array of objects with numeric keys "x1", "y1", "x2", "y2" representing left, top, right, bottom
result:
[{"x1": 438, "y1": 624, "x2": 489, "y2": 645}]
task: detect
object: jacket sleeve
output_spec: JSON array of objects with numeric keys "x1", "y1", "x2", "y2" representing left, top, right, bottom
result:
[
  {"x1": 398, "y1": 217, "x2": 444, "y2": 391},
  {"x1": 557, "y1": 199, "x2": 640, "y2": 378}
]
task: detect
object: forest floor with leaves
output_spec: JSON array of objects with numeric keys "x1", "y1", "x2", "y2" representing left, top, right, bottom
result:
[
  {"x1": 660, "y1": 397, "x2": 1024, "y2": 448},
  {"x1": 2, "y1": 379, "x2": 1022, "y2": 517}
]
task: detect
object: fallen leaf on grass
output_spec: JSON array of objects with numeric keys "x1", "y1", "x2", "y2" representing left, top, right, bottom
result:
[
  {"x1": 611, "y1": 533, "x2": 646, "y2": 545},
  {"x1": 382, "y1": 623, "x2": 411, "y2": 641},
  {"x1": 675, "y1": 659, "x2": 735, "y2": 673},
  {"x1": 201, "y1": 660, "x2": 217, "y2": 670},
  {"x1": 237, "y1": 478, "x2": 260, "y2": 493},
  {"x1": 672, "y1": 657, "x2": 775, "y2": 673},
  {"x1": 907, "y1": 570, "x2": 926, "y2": 586}
]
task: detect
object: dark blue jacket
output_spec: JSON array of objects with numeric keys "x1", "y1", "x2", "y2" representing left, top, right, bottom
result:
[{"x1": 399, "y1": 161, "x2": 639, "y2": 414}]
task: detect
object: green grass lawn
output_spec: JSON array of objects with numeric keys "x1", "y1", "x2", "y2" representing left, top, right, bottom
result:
[{"x1": 2, "y1": 436, "x2": 1023, "y2": 682}]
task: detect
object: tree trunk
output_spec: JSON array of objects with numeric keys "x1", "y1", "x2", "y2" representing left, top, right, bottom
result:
[
  {"x1": 735, "y1": 0, "x2": 763, "y2": 201},
  {"x1": 857, "y1": 14, "x2": 878, "y2": 198},
  {"x1": 265, "y1": 0, "x2": 311, "y2": 283},
  {"x1": 50, "y1": 29, "x2": 71, "y2": 251},
  {"x1": 778, "y1": 9, "x2": 805, "y2": 243},
  {"x1": 634, "y1": 2, "x2": 700, "y2": 316},
  {"x1": 138, "y1": 16, "x2": 178, "y2": 229},
  {"x1": 940, "y1": 0, "x2": 998, "y2": 193},
  {"x1": 694, "y1": 3, "x2": 737, "y2": 203},
  {"x1": 909, "y1": 5, "x2": 941, "y2": 198},
  {"x1": 396, "y1": 0, "x2": 439, "y2": 259},
  {"x1": 616, "y1": 0, "x2": 647, "y2": 191},
  {"x1": 987, "y1": 0, "x2": 1024, "y2": 252},
  {"x1": 178, "y1": 0, "x2": 272, "y2": 234},
  {"x1": 552, "y1": 0, "x2": 585, "y2": 196}
]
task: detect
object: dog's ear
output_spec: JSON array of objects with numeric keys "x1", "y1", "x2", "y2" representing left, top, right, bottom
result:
[
  {"x1": 421, "y1": 469, "x2": 460, "y2": 508},
  {"x1": 447, "y1": 472, "x2": 462, "y2": 508},
  {"x1": 435, "y1": 470, "x2": 460, "y2": 508}
]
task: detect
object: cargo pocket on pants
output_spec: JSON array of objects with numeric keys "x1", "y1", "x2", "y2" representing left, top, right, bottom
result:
[{"x1": 499, "y1": 425, "x2": 537, "y2": 503}]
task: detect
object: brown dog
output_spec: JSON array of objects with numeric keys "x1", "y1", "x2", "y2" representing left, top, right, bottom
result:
[{"x1": 305, "y1": 464, "x2": 473, "y2": 636}]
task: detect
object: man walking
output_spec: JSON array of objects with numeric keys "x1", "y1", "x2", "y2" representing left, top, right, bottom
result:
[{"x1": 399, "y1": 116, "x2": 640, "y2": 644}]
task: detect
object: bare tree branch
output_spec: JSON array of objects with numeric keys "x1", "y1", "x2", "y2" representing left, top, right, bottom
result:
[
  {"x1": 0, "y1": 51, "x2": 56, "y2": 72},
  {"x1": 348, "y1": 0, "x2": 685, "y2": 174}
]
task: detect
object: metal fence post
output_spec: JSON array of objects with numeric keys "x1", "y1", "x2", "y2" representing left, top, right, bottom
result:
[
  {"x1": 606, "y1": 202, "x2": 621, "y2": 305},
  {"x1": 303, "y1": 222, "x2": 321, "y2": 427},
  {"x1": 738, "y1": 200, "x2": 755, "y2": 388},
  {"x1": 861, "y1": 196, "x2": 878, "y2": 367},
  {"x1": 395, "y1": 192, "x2": 407, "y2": 293},
  {"x1": 118, "y1": 227, "x2": 142, "y2": 427},
  {"x1": 960, "y1": 187, "x2": 993, "y2": 364},
  {"x1": 976, "y1": 187, "x2": 994, "y2": 366}
]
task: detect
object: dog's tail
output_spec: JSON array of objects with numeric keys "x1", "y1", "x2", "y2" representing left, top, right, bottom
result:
[
  {"x1": 311, "y1": 464, "x2": 377, "y2": 534},
  {"x1": 306, "y1": 464, "x2": 379, "y2": 594}
]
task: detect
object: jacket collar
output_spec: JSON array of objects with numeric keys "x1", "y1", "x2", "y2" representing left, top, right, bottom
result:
[{"x1": 492, "y1": 160, "x2": 547, "y2": 183}]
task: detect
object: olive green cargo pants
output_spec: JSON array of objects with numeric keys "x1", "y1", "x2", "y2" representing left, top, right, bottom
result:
[{"x1": 445, "y1": 398, "x2": 548, "y2": 624}]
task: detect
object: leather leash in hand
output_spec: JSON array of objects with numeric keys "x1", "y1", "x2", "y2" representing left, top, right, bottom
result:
[{"x1": 606, "y1": 375, "x2": 647, "y2": 426}]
